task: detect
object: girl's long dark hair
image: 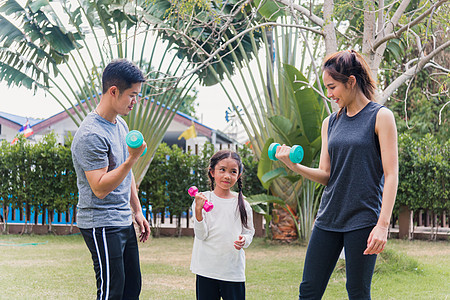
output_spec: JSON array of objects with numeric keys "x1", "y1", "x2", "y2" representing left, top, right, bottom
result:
[{"x1": 208, "y1": 149, "x2": 248, "y2": 228}]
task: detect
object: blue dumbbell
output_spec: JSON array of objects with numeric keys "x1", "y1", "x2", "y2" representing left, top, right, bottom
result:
[
  {"x1": 126, "y1": 130, "x2": 147, "y2": 157},
  {"x1": 268, "y1": 143, "x2": 304, "y2": 163}
]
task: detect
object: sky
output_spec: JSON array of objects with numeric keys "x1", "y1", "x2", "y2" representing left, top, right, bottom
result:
[
  {"x1": 0, "y1": 1, "x2": 259, "y2": 142},
  {"x1": 0, "y1": 80, "x2": 233, "y2": 133}
]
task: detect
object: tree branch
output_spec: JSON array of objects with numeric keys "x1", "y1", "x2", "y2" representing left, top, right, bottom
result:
[
  {"x1": 424, "y1": 62, "x2": 450, "y2": 73},
  {"x1": 386, "y1": 0, "x2": 411, "y2": 31},
  {"x1": 377, "y1": 0, "x2": 385, "y2": 36},
  {"x1": 380, "y1": 39, "x2": 450, "y2": 104},
  {"x1": 362, "y1": 0, "x2": 376, "y2": 55},
  {"x1": 373, "y1": 0, "x2": 448, "y2": 50},
  {"x1": 273, "y1": 0, "x2": 324, "y2": 26},
  {"x1": 139, "y1": 21, "x2": 322, "y2": 89},
  {"x1": 439, "y1": 101, "x2": 449, "y2": 125},
  {"x1": 323, "y1": 0, "x2": 337, "y2": 55}
]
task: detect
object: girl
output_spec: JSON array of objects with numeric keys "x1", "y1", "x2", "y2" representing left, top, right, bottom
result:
[
  {"x1": 275, "y1": 50, "x2": 398, "y2": 299},
  {"x1": 190, "y1": 149, "x2": 255, "y2": 300}
]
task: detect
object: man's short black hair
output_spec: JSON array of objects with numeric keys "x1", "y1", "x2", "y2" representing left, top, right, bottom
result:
[{"x1": 102, "y1": 59, "x2": 146, "y2": 94}]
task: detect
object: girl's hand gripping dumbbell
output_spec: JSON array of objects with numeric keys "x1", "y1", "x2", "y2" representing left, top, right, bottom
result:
[{"x1": 188, "y1": 186, "x2": 214, "y2": 212}]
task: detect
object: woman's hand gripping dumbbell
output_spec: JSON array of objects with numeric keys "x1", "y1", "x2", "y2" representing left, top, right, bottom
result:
[
  {"x1": 188, "y1": 186, "x2": 214, "y2": 212},
  {"x1": 268, "y1": 143, "x2": 304, "y2": 163},
  {"x1": 126, "y1": 130, "x2": 147, "y2": 157}
]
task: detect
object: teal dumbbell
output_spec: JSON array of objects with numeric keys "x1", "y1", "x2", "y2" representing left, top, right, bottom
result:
[
  {"x1": 126, "y1": 130, "x2": 147, "y2": 157},
  {"x1": 268, "y1": 143, "x2": 304, "y2": 163}
]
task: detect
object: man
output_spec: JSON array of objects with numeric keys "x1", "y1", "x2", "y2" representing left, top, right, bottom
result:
[{"x1": 71, "y1": 59, "x2": 150, "y2": 299}]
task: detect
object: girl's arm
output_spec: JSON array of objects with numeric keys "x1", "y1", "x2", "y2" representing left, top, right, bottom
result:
[
  {"x1": 235, "y1": 201, "x2": 255, "y2": 250},
  {"x1": 364, "y1": 108, "x2": 399, "y2": 255},
  {"x1": 275, "y1": 117, "x2": 331, "y2": 186}
]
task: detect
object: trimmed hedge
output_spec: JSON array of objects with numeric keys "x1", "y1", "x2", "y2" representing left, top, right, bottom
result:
[
  {"x1": 0, "y1": 133, "x2": 78, "y2": 224},
  {"x1": 395, "y1": 133, "x2": 449, "y2": 217},
  {"x1": 138, "y1": 142, "x2": 267, "y2": 228},
  {"x1": 0, "y1": 134, "x2": 265, "y2": 228},
  {"x1": 4, "y1": 131, "x2": 446, "y2": 229}
]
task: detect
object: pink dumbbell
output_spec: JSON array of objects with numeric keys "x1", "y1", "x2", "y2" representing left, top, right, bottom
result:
[{"x1": 188, "y1": 186, "x2": 214, "y2": 212}]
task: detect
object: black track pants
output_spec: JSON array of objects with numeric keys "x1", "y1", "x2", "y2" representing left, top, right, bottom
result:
[{"x1": 80, "y1": 224, "x2": 141, "y2": 300}]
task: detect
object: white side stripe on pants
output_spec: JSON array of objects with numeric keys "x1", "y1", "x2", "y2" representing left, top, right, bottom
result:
[
  {"x1": 102, "y1": 228, "x2": 110, "y2": 299},
  {"x1": 92, "y1": 228, "x2": 104, "y2": 300}
]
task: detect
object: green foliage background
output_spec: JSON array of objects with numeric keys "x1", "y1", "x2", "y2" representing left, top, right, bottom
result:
[
  {"x1": 0, "y1": 133, "x2": 77, "y2": 229},
  {"x1": 396, "y1": 133, "x2": 449, "y2": 215},
  {"x1": 0, "y1": 136, "x2": 266, "y2": 232},
  {"x1": 138, "y1": 142, "x2": 267, "y2": 233},
  {"x1": 1, "y1": 131, "x2": 448, "y2": 232}
]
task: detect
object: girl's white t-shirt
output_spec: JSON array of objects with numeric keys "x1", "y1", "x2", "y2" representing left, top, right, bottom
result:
[{"x1": 190, "y1": 191, "x2": 255, "y2": 282}]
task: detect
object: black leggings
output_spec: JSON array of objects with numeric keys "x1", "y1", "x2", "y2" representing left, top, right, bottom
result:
[
  {"x1": 299, "y1": 226, "x2": 377, "y2": 300},
  {"x1": 196, "y1": 275, "x2": 245, "y2": 300},
  {"x1": 80, "y1": 224, "x2": 141, "y2": 300}
]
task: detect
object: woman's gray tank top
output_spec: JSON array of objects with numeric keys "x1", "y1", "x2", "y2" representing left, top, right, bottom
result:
[{"x1": 314, "y1": 101, "x2": 384, "y2": 232}]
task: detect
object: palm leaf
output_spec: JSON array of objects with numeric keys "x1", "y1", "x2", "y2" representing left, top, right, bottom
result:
[
  {"x1": 0, "y1": 15, "x2": 25, "y2": 47},
  {"x1": 0, "y1": 61, "x2": 45, "y2": 90},
  {"x1": 0, "y1": 0, "x2": 215, "y2": 184}
]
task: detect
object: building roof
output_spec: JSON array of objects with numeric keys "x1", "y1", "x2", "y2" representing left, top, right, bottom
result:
[
  {"x1": 0, "y1": 111, "x2": 42, "y2": 129},
  {"x1": 0, "y1": 97, "x2": 237, "y2": 144}
]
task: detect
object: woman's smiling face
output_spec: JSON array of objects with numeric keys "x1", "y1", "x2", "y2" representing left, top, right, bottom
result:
[{"x1": 323, "y1": 71, "x2": 353, "y2": 108}]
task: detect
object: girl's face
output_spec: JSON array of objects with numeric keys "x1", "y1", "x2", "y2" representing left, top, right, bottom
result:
[
  {"x1": 210, "y1": 157, "x2": 241, "y2": 192},
  {"x1": 323, "y1": 71, "x2": 354, "y2": 108}
]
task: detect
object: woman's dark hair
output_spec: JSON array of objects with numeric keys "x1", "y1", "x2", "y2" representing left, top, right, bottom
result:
[
  {"x1": 102, "y1": 59, "x2": 146, "y2": 94},
  {"x1": 208, "y1": 149, "x2": 248, "y2": 228},
  {"x1": 322, "y1": 49, "x2": 377, "y2": 102}
]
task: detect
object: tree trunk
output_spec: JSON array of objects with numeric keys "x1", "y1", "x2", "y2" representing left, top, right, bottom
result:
[
  {"x1": 323, "y1": 0, "x2": 337, "y2": 55},
  {"x1": 70, "y1": 206, "x2": 75, "y2": 234},
  {"x1": 177, "y1": 215, "x2": 182, "y2": 238},
  {"x1": 398, "y1": 205, "x2": 412, "y2": 239},
  {"x1": 431, "y1": 212, "x2": 439, "y2": 241},
  {"x1": 1, "y1": 205, "x2": 8, "y2": 233},
  {"x1": 48, "y1": 210, "x2": 53, "y2": 233},
  {"x1": 152, "y1": 211, "x2": 161, "y2": 238},
  {"x1": 186, "y1": 209, "x2": 190, "y2": 229},
  {"x1": 21, "y1": 206, "x2": 28, "y2": 235},
  {"x1": 270, "y1": 205, "x2": 298, "y2": 242}
]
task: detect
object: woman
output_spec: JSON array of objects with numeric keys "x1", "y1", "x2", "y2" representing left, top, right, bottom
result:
[{"x1": 275, "y1": 49, "x2": 398, "y2": 299}]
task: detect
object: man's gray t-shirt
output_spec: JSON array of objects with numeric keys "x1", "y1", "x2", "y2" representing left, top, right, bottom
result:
[{"x1": 71, "y1": 112, "x2": 132, "y2": 229}]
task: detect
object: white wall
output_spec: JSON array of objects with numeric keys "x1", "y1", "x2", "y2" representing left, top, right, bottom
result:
[
  {"x1": 33, "y1": 117, "x2": 79, "y2": 144},
  {"x1": 1, "y1": 117, "x2": 78, "y2": 145},
  {"x1": 185, "y1": 137, "x2": 238, "y2": 155},
  {"x1": 0, "y1": 125, "x2": 20, "y2": 142}
]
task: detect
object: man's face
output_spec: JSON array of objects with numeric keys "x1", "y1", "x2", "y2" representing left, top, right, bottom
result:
[{"x1": 112, "y1": 82, "x2": 142, "y2": 116}]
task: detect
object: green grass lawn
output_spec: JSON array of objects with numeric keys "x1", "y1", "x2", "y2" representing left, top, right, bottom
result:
[{"x1": 0, "y1": 234, "x2": 448, "y2": 299}]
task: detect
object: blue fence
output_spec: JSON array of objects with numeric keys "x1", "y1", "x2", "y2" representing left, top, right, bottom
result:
[
  {"x1": 0, "y1": 205, "x2": 170, "y2": 225},
  {"x1": 0, "y1": 205, "x2": 77, "y2": 225}
]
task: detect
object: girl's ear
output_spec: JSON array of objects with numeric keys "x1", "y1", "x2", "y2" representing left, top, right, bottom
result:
[{"x1": 209, "y1": 167, "x2": 214, "y2": 178}]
